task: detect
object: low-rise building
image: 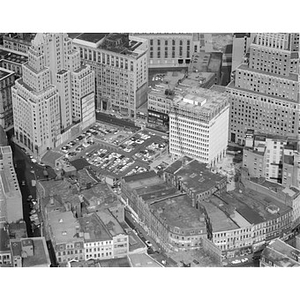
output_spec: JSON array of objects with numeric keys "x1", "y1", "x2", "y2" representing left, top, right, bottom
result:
[
  {"x1": 10, "y1": 237, "x2": 51, "y2": 267},
  {"x1": 97, "y1": 209, "x2": 129, "y2": 258},
  {"x1": 78, "y1": 212, "x2": 114, "y2": 261},
  {"x1": 163, "y1": 157, "x2": 227, "y2": 206},
  {"x1": 260, "y1": 238, "x2": 300, "y2": 267},
  {"x1": 47, "y1": 210, "x2": 85, "y2": 265},
  {"x1": 121, "y1": 171, "x2": 207, "y2": 252}
]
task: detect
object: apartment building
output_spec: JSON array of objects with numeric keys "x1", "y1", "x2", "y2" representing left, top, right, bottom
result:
[
  {"x1": 0, "y1": 146, "x2": 23, "y2": 224},
  {"x1": 12, "y1": 33, "x2": 95, "y2": 158},
  {"x1": 73, "y1": 33, "x2": 148, "y2": 118},
  {"x1": 0, "y1": 67, "x2": 15, "y2": 131},
  {"x1": 169, "y1": 86, "x2": 229, "y2": 166},
  {"x1": 227, "y1": 33, "x2": 300, "y2": 145}
]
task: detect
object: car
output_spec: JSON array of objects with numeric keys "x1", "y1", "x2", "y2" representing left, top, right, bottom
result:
[
  {"x1": 145, "y1": 240, "x2": 152, "y2": 247},
  {"x1": 231, "y1": 259, "x2": 241, "y2": 264},
  {"x1": 31, "y1": 158, "x2": 37, "y2": 163},
  {"x1": 241, "y1": 258, "x2": 249, "y2": 263}
]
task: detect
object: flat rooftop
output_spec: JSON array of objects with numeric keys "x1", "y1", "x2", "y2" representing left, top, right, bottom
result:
[
  {"x1": 128, "y1": 253, "x2": 162, "y2": 267},
  {"x1": 75, "y1": 33, "x2": 108, "y2": 44},
  {"x1": 262, "y1": 239, "x2": 300, "y2": 267},
  {"x1": 200, "y1": 198, "x2": 239, "y2": 232},
  {"x1": 78, "y1": 213, "x2": 112, "y2": 242},
  {"x1": 170, "y1": 85, "x2": 229, "y2": 119},
  {"x1": 11, "y1": 237, "x2": 51, "y2": 267},
  {"x1": 220, "y1": 188, "x2": 292, "y2": 224},
  {"x1": 189, "y1": 52, "x2": 222, "y2": 73},
  {"x1": 99, "y1": 256, "x2": 131, "y2": 267},
  {"x1": 48, "y1": 210, "x2": 82, "y2": 244},
  {"x1": 81, "y1": 182, "x2": 119, "y2": 210},
  {"x1": 168, "y1": 159, "x2": 226, "y2": 195},
  {"x1": 151, "y1": 194, "x2": 206, "y2": 231},
  {"x1": 74, "y1": 33, "x2": 147, "y2": 58},
  {"x1": 97, "y1": 209, "x2": 125, "y2": 236}
]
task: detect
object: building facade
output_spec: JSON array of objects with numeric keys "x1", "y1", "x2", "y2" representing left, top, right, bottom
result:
[
  {"x1": 73, "y1": 33, "x2": 148, "y2": 118},
  {"x1": 0, "y1": 146, "x2": 23, "y2": 224},
  {"x1": 231, "y1": 33, "x2": 256, "y2": 71},
  {"x1": 12, "y1": 33, "x2": 95, "y2": 158},
  {"x1": 227, "y1": 33, "x2": 300, "y2": 145},
  {"x1": 0, "y1": 67, "x2": 15, "y2": 131},
  {"x1": 133, "y1": 33, "x2": 215, "y2": 68},
  {"x1": 2, "y1": 33, "x2": 36, "y2": 53},
  {"x1": 0, "y1": 48, "x2": 28, "y2": 79}
]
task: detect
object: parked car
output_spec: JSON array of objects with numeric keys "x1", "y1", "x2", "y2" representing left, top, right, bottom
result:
[{"x1": 231, "y1": 259, "x2": 241, "y2": 265}]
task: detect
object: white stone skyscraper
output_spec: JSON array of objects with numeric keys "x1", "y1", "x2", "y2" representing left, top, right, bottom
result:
[{"x1": 12, "y1": 33, "x2": 95, "y2": 158}]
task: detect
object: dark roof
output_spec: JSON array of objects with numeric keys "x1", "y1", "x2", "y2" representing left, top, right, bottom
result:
[
  {"x1": 69, "y1": 158, "x2": 90, "y2": 171},
  {"x1": 236, "y1": 206, "x2": 264, "y2": 224},
  {"x1": 76, "y1": 33, "x2": 108, "y2": 43},
  {"x1": 123, "y1": 170, "x2": 157, "y2": 183},
  {"x1": 284, "y1": 155, "x2": 294, "y2": 165},
  {"x1": 99, "y1": 256, "x2": 131, "y2": 267}
]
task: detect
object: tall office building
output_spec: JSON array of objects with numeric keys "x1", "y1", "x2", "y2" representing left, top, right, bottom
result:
[
  {"x1": 73, "y1": 33, "x2": 148, "y2": 118},
  {"x1": 12, "y1": 33, "x2": 95, "y2": 158},
  {"x1": 227, "y1": 33, "x2": 300, "y2": 145},
  {"x1": 169, "y1": 86, "x2": 229, "y2": 166},
  {"x1": 231, "y1": 33, "x2": 256, "y2": 71},
  {"x1": 0, "y1": 67, "x2": 15, "y2": 131}
]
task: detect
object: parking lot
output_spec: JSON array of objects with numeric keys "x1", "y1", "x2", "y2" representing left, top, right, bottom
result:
[{"x1": 55, "y1": 122, "x2": 169, "y2": 178}]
